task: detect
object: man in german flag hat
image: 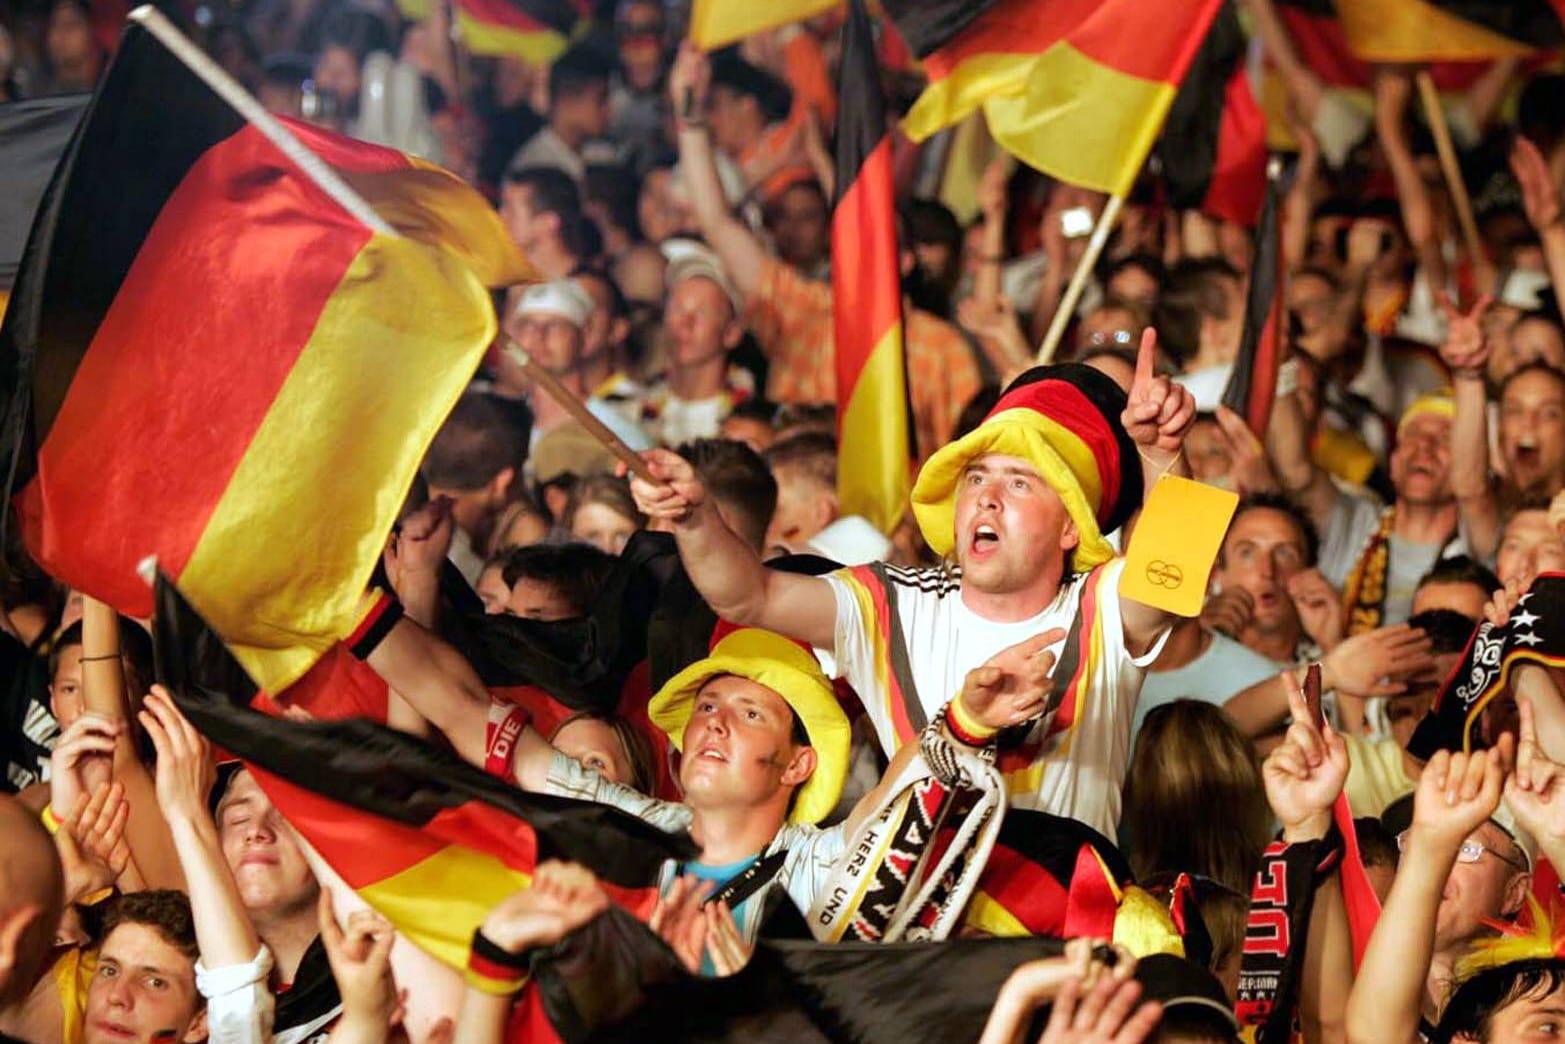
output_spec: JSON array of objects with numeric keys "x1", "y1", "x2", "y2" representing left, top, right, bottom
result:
[{"x1": 632, "y1": 330, "x2": 1197, "y2": 835}]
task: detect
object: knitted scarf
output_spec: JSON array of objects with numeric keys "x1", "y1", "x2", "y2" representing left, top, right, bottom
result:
[{"x1": 1342, "y1": 506, "x2": 1396, "y2": 636}]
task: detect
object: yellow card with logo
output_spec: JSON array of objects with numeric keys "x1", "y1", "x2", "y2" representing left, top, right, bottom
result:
[{"x1": 1120, "y1": 474, "x2": 1239, "y2": 617}]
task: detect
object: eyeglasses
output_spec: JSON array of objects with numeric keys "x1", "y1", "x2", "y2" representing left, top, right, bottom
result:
[
  {"x1": 1083, "y1": 329, "x2": 1135, "y2": 349},
  {"x1": 1396, "y1": 830, "x2": 1528, "y2": 872}
]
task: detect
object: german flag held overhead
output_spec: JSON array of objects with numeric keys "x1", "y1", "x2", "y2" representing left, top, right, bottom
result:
[
  {"x1": 393, "y1": 0, "x2": 577, "y2": 62},
  {"x1": 833, "y1": 0, "x2": 912, "y2": 535},
  {"x1": 0, "y1": 10, "x2": 528, "y2": 694},
  {"x1": 885, "y1": 0, "x2": 1224, "y2": 195}
]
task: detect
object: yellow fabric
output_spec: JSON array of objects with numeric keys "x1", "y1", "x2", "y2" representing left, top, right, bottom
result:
[
  {"x1": 342, "y1": 165, "x2": 532, "y2": 289},
  {"x1": 649, "y1": 629, "x2": 850, "y2": 826},
  {"x1": 1113, "y1": 885, "x2": 1185, "y2": 958},
  {"x1": 1334, "y1": 0, "x2": 1534, "y2": 62},
  {"x1": 54, "y1": 946, "x2": 95, "y2": 1044},
  {"x1": 903, "y1": 44, "x2": 1177, "y2": 196},
  {"x1": 360, "y1": 846, "x2": 533, "y2": 993},
  {"x1": 177, "y1": 232, "x2": 495, "y2": 693},
  {"x1": 910, "y1": 406, "x2": 1113, "y2": 569},
  {"x1": 394, "y1": 0, "x2": 568, "y2": 62},
  {"x1": 1398, "y1": 389, "x2": 1455, "y2": 435},
  {"x1": 838, "y1": 323, "x2": 912, "y2": 535},
  {"x1": 1312, "y1": 427, "x2": 1377, "y2": 488},
  {"x1": 1342, "y1": 734, "x2": 1416, "y2": 818},
  {"x1": 963, "y1": 891, "x2": 1029, "y2": 937},
  {"x1": 687, "y1": 0, "x2": 839, "y2": 50}
]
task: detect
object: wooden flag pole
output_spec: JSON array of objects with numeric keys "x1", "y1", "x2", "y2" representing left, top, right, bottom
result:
[
  {"x1": 503, "y1": 343, "x2": 658, "y2": 483},
  {"x1": 129, "y1": 6, "x2": 394, "y2": 237},
  {"x1": 1415, "y1": 71, "x2": 1485, "y2": 270},
  {"x1": 1036, "y1": 193, "x2": 1125, "y2": 364}
]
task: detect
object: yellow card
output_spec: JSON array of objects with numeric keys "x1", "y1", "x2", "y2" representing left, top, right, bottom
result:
[{"x1": 1120, "y1": 475, "x2": 1239, "y2": 617}]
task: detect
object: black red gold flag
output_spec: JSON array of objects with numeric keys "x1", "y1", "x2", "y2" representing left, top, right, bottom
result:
[
  {"x1": 394, "y1": 0, "x2": 578, "y2": 60},
  {"x1": 150, "y1": 571, "x2": 693, "y2": 995},
  {"x1": 1331, "y1": 0, "x2": 1565, "y2": 62},
  {"x1": 885, "y1": 0, "x2": 1224, "y2": 194},
  {"x1": 833, "y1": 0, "x2": 911, "y2": 534},
  {"x1": 1159, "y1": 2, "x2": 1266, "y2": 227},
  {"x1": 0, "y1": 13, "x2": 527, "y2": 694},
  {"x1": 1220, "y1": 160, "x2": 1285, "y2": 436}
]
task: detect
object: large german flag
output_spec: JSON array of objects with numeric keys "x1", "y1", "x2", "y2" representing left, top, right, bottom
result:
[
  {"x1": 1332, "y1": 0, "x2": 1565, "y2": 62},
  {"x1": 152, "y1": 572, "x2": 690, "y2": 995},
  {"x1": 833, "y1": 0, "x2": 911, "y2": 535},
  {"x1": 887, "y1": 0, "x2": 1224, "y2": 195},
  {"x1": 394, "y1": 0, "x2": 577, "y2": 62},
  {"x1": 0, "y1": 11, "x2": 527, "y2": 695}
]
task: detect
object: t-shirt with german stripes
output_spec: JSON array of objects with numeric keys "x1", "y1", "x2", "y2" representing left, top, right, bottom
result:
[{"x1": 821, "y1": 558, "x2": 1164, "y2": 836}]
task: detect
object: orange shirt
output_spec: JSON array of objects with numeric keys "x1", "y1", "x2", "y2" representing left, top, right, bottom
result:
[{"x1": 745, "y1": 257, "x2": 984, "y2": 459}]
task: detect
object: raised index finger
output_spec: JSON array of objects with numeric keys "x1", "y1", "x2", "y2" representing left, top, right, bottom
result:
[{"x1": 1134, "y1": 328, "x2": 1157, "y2": 390}]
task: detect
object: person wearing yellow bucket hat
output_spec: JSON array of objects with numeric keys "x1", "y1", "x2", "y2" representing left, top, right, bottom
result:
[
  {"x1": 1271, "y1": 373, "x2": 1462, "y2": 634},
  {"x1": 631, "y1": 330, "x2": 1199, "y2": 836}
]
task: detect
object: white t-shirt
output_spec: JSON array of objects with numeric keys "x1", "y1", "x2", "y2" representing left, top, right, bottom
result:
[{"x1": 821, "y1": 558, "x2": 1163, "y2": 836}]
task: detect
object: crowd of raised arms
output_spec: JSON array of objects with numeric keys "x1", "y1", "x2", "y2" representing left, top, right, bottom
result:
[{"x1": 16, "y1": 0, "x2": 1565, "y2": 1041}]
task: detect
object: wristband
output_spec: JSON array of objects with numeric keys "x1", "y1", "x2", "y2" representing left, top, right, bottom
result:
[
  {"x1": 944, "y1": 699, "x2": 998, "y2": 747},
  {"x1": 1274, "y1": 357, "x2": 1299, "y2": 398},
  {"x1": 40, "y1": 805, "x2": 61, "y2": 835},
  {"x1": 79, "y1": 654, "x2": 120, "y2": 663},
  {"x1": 485, "y1": 703, "x2": 530, "y2": 784},
  {"x1": 78, "y1": 886, "x2": 116, "y2": 907},
  {"x1": 465, "y1": 927, "x2": 531, "y2": 995},
  {"x1": 347, "y1": 591, "x2": 403, "y2": 661}
]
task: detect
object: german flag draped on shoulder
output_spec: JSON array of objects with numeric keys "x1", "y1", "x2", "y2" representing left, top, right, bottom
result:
[
  {"x1": 885, "y1": 0, "x2": 1225, "y2": 194},
  {"x1": 0, "y1": 8, "x2": 528, "y2": 695}
]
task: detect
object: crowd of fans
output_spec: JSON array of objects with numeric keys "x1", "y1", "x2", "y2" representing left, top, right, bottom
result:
[{"x1": 13, "y1": 0, "x2": 1565, "y2": 1040}]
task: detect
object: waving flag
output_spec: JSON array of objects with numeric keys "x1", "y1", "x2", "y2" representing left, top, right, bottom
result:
[
  {"x1": 1220, "y1": 160, "x2": 1285, "y2": 436},
  {"x1": 152, "y1": 572, "x2": 690, "y2": 995},
  {"x1": 0, "y1": 10, "x2": 527, "y2": 694},
  {"x1": 1333, "y1": 0, "x2": 1565, "y2": 62},
  {"x1": 394, "y1": 0, "x2": 577, "y2": 61},
  {"x1": 886, "y1": 0, "x2": 1224, "y2": 195},
  {"x1": 833, "y1": 0, "x2": 912, "y2": 534}
]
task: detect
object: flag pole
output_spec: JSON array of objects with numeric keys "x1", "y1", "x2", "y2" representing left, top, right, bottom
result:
[
  {"x1": 1414, "y1": 70, "x2": 1485, "y2": 272},
  {"x1": 502, "y1": 343, "x2": 658, "y2": 483},
  {"x1": 127, "y1": 6, "x2": 395, "y2": 237},
  {"x1": 1035, "y1": 193, "x2": 1125, "y2": 364}
]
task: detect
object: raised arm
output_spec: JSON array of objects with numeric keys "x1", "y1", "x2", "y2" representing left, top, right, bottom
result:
[
  {"x1": 362, "y1": 616, "x2": 492, "y2": 766},
  {"x1": 1438, "y1": 293, "x2": 1501, "y2": 557},
  {"x1": 1345, "y1": 740, "x2": 1513, "y2": 1044},
  {"x1": 1265, "y1": 359, "x2": 1339, "y2": 533},
  {"x1": 1373, "y1": 66, "x2": 1447, "y2": 294},
  {"x1": 81, "y1": 595, "x2": 182, "y2": 889},
  {"x1": 1511, "y1": 137, "x2": 1565, "y2": 317},
  {"x1": 1261, "y1": 675, "x2": 1353, "y2": 1044},
  {"x1": 630, "y1": 449, "x2": 837, "y2": 650},
  {"x1": 1117, "y1": 329, "x2": 1196, "y2": 653},
  {"x1": 670, "y1": 42, "x2": 765, "y2": 299}
]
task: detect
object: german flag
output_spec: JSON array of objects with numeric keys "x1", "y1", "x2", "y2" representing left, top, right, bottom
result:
[
  {"x1": 1158, "y1": 1, "x2": 1267, "y2": 227},
  {"x1": 688, "y1": 0, "x2": 840, "y2": 50},
  {"x1": 151, "y1": 572, "x2": 691, "y2": 995},
  {"x1": 833, "y1": 0, "x2": 912, "y2": 535},
  {"x1": 1220, "y1": 161, "x2": 1284, "y2": 436},
  {"x1": 1333, "y1": 0, "x2": 1565, "y2": 62},
  {"x1": 394, "y1": 0, "x2": 577, "y2": 62},
  {"x1": 0, "y1": 11, "x2": 527, "y2": 695},
  {"x1": 887, "y1": 0, "x2": 1225, "y2": 195}
]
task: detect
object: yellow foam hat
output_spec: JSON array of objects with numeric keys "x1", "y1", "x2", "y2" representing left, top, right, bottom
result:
[{"x1": 648, "y1": 628, "x2": 849, "y2": 825}]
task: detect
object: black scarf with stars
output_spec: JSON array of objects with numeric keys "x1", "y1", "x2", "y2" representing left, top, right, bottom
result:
[{"x1": 1409, "y1": 573, "x2": 1565, "y2": 760}]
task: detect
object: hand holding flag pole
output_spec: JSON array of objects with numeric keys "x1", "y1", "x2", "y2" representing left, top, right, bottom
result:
[
  {"x1": 502, "y1": 342, "x2": 659, "y2": 484},
  {"x1": 1035, "y1": 195, "x2": 1125, "y2": 364},
  {"x1": 1415, "y1": 70, "x2": 1488, "y2": 285}
]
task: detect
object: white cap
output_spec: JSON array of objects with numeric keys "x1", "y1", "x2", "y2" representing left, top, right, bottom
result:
[
  {"x1": 662, "y1": 238, "x2": 743, "y2": 317},
  {"x1": 1499, "y1": 268, "x2": 1551, "y2": 312},
  {"x1": 513, "y1": 279, "x2": 594, "y2": 328}
]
